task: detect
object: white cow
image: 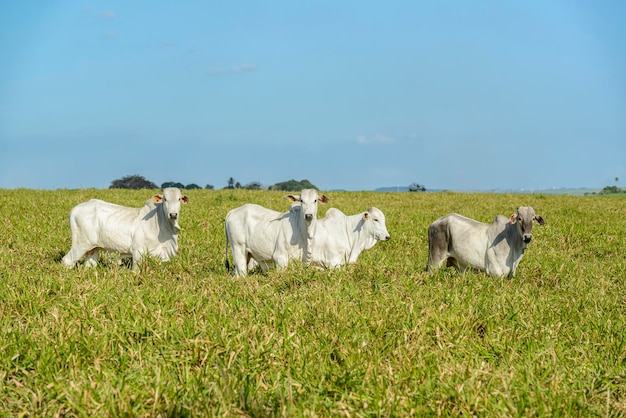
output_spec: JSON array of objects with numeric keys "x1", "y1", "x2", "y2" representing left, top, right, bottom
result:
[
  {"x1": 309, "y1": 207, "x2": 391, "y2": 269},
  {"x1": 224, "y1": 189, "x2": 329, "y2": 276},
  {"x1": 427, "y1": 206, "x2": 545, "y2": 278},
  {"x1": 62, "y1": 188, "x2": 188, "y2": 270}
]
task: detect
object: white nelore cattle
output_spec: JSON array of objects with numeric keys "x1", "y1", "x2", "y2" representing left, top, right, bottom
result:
[
  {"x1": 427, "y1": 206, "x2": 545, "y2": 278},
  {"x1": 224, "y1": 189, "x2": 329, "y2": 276},
  {"x1": 309, "y1": 207, "x2": 391, "y2": 269},
  {"x1": 62, "y1": 188, "x2": 188, "y2": 270}
]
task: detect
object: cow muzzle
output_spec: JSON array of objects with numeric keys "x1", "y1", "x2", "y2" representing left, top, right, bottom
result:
[
  {"x1": 304, "y1": 214, "x2": 313, "y2": 222},
  {"x1": 169, "y1": 213, "x2": 179, "y2": 221},
  {"x1": 523, "y1": 234, "x2": 532, "y2": 243}
]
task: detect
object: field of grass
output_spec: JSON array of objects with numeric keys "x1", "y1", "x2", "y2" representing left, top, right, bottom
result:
[{"x1": 1, "y1": 188, "x2": 625, "y2": 416}]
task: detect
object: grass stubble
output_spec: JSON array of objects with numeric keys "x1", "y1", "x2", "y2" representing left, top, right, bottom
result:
[{"x1": 0, "y1": 189, "x2": 625, "y2": 416}]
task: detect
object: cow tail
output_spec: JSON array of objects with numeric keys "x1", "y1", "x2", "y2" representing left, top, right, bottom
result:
[
  {"x1": 426, "y1": 224, "x2": 435, "y2": 272},
  {"x1": 224, "y1": 222, "x2": 231, "y2": 273}
]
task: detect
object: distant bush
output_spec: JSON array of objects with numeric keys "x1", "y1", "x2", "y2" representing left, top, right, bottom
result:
[
  {"x1": 269, "y1": 179, "x2": 318, "y2": 191},
  {"x1": 599, "y1": 186, "x2": 622, "y2": 195},
  {"x1": 185, "y1": 184, "x2": 202, "y2": 190},
  {"x1": 243, "y1": 181, "x2": 264, "y2": 190},
  {"x1": 110, "y1": 175, "x2": 158, "y2": 190}
]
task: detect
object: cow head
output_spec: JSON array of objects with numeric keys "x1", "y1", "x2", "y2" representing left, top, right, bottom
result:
[
  {"x1": 154, "y1": 187, "x2": 189, "y2": 230},
  {"x1": 284, "y1": 189, "x2": 329, "y2": 223},
  {"x1": 363, "y1": 207, "x2": 391, "y2": 241},
  {"x1": 509, "y1": 206, "x2": 544, "y2": 243}
]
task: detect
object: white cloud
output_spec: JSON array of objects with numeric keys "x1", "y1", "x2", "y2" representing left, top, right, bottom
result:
[
  {"x1": 206, "y1": 67, "x2": 228, "y2": 75},
  {"x1": 356, "y1": 134, "x2": 395, "y2": 144},
  {"x1": 98, "y1": 9, "x2": 116, "y2": 19},
  {"x1": 206, "y1": 62, "x2": 257, "y2": 75},
  {"x1": 232, "y1": 63, "x2": 257, "y2": 73}
]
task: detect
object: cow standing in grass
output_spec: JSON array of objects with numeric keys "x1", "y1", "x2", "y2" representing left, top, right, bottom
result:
[
  {"x1": 224, "y1": 189, "x2": 328, "y2": 276},
  {"x1": 309, "y1": 207, "x2": 391, "y2": 269},
  {"x1": 62, "y1": 187, "x2": 188, "y2": 270},
  {"x1": 427, "y1": 206, "x2": 545, "y2": 278}
]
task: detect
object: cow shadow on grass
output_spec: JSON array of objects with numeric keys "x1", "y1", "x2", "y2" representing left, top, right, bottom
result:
[
  {"x1": 52, "y1": 249, "x2": 134, "y2": 269},
  {"x1": 52, "y1": 250, "x2": 66, "y2": 264}
]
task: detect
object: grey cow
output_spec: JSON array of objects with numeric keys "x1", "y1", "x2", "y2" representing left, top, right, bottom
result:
[{"x1": 427, "y1": 206, "x2": 545, "y2": 278}]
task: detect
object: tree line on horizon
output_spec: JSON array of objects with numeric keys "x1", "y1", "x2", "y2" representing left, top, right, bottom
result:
[
  {"x1": 109, "y1": 175, "x2": 431, "y2": 192},
  {"x1": 109, "y1": 175, "x2": 321, "y2": 192}
]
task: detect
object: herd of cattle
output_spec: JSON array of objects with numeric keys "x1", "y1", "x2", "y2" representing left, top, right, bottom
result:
[{"x1": 62, "y1": 187, "x2": 545, "y2": 278}]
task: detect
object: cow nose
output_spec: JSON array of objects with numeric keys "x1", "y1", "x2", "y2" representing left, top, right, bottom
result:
[
  {"x1": 384, "y1": 235, "x2": 391, "y2": 241},
  {"x1": 523, "y1": 235, "x2": 532, "y2": 243},
  {"x1": 169, "y1": 213, "x2": 178, "y2": 220},
  {"x1": 305, "y1": 214, "x2": 313, "y2": 222}
]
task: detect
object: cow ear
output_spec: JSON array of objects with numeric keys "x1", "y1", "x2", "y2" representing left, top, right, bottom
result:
[
  {"x1": 363, "y1": 211, "x2": 370, "y2": 221},
  {"x1": 153, "y1": 195, "x2": 163, "y2": 203},
  {"x1": 318, "y1": 194, "x2": 329, "y2": 204},
  {"x1": 181, "y1": 195, "x2": 189, "y2": 204},
  {"x1": 509, "y1": 214, "x2": 516, "y2": 224},
  {"x1": 284, "y1": 194, "x2": 299, "y2": 202},
  {"x1": 534, "y1": 215, "x2": 545, "y2": 225}
]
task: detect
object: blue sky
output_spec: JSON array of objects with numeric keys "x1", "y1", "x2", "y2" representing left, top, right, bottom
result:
[{"x1": 1, "y1": 1, "x2": 625, "y2": 191}]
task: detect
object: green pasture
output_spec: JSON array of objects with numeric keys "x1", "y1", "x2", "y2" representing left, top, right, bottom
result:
[{"x1": 1, "y1": 189, "x2": 625, "y2": 416}]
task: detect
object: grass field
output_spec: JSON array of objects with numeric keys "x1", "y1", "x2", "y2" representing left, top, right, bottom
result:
[{"x1": 1, "y1": 189, "x2": 625, "y2": 416}]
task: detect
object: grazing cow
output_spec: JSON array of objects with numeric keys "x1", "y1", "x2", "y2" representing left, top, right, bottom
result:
[
  {"x1": 224, "y1": 189, "x2": 329, "y2": 276},
  {"x1": 427, "y1": 206, "x2": 545, "y2": 278},
  {"x1": 62, "y1": 188, "x2": 188, "y2": 270},
  {"x1": 309, "y1": 207, "x2": 391, "y2": 269}
]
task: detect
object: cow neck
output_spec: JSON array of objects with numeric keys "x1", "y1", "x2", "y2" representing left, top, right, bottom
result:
[
  {"x1": 157, "y1": 203, "x2": 179, "y2": 234},
  {"x1": 520, "y1": 240, "x2": 527, "y2": 254},
  {"x1": 510, "y1": 223, "x2": 525, "y2": 254}
]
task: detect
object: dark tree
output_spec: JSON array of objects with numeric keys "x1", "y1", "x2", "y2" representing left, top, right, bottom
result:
[
  {"x1": 600, "y1": 185, "x2": 622, "y2": 195},
  {"x1": 243, "y1": 181, "x2": 263, "y2": 190},
  {"x1": 270, "y1": 179, "x2": 318, "y2": 191},
  {"x1": 185, "y1": 183, "x2": 201, "y2": 190},
  {"x1": 110, "y1": 175, "x2": 158, "y2": 190},
  {"x1": 205, "y1": 184, "x2": 214, "y2": 190},
  {"x1": 409, "y1": 183, "x2": 426, "y2": 192}
]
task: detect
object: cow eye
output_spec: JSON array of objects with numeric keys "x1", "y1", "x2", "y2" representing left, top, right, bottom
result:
[{"x1": 518, "y1": 217, "x2": 522, "y2": 222}]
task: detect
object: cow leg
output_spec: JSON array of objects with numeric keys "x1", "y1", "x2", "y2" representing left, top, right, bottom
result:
[
  {"x1": 273, "y1": 251, "x2": 290, "y2": 270},
  {"x1": 426, "y1": 224, "x2": 449, "y2": 274},
  {"x1": 62, "y1": 243, "x2": 93, "y2": 268},
  {"x1": 84, "y1": 248, "x2": 99, "y2": 267},
  {"x1": 230, "y1": 247, "x2": 249, "y2": 276},
  {"x1": 131, "y1": 250, "x2": 143, "y2": 272},
  {"x1": 63, "y1": 219, "x2": 99, "y2": 268},
  {"x1": 247, "y1": 257, "x2": 260, "y2": 272},
  {"x1": 427, "y1": 248, "x2": 449, "y2": 274},
  {"x1": 257, "y1": 259, "x2": 273, "y2": 272}
]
